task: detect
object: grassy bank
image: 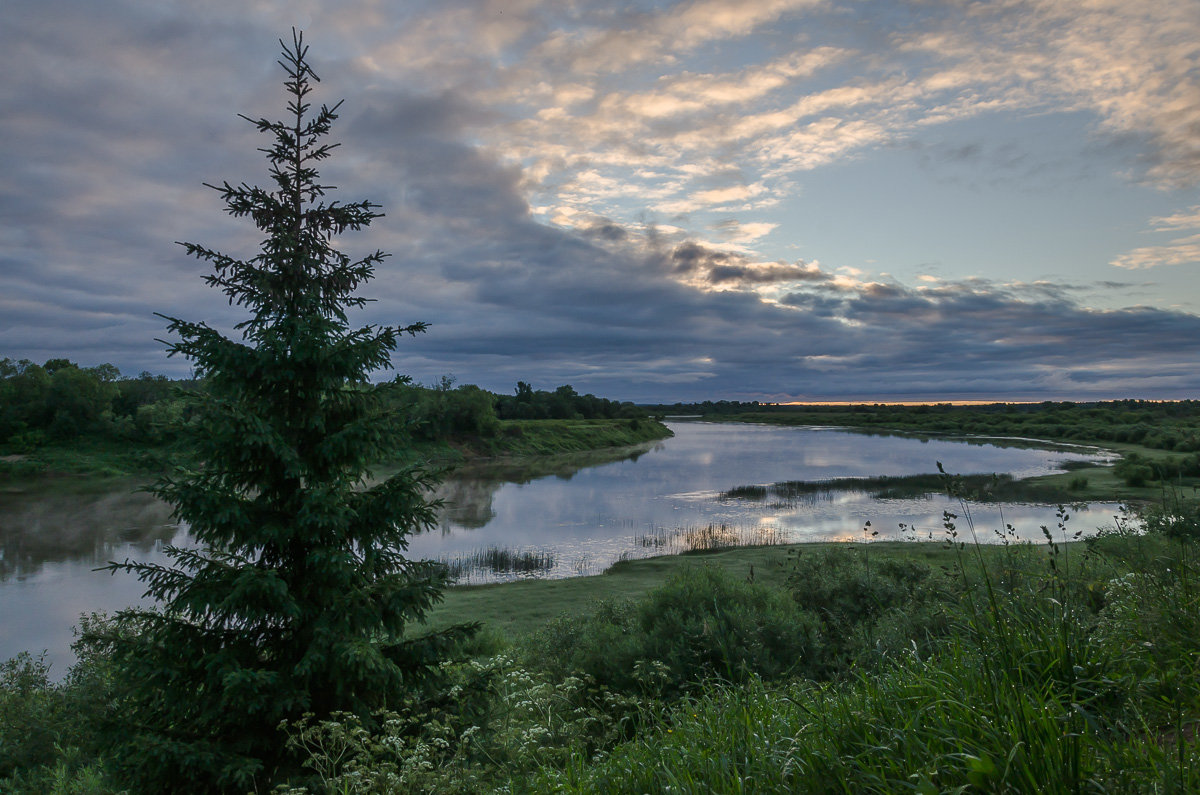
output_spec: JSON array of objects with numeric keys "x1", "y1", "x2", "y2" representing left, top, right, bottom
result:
[
  {"x1": 0, "y1": 418, "x2": 671, "y2": 485},
  {"x1": 461, "y1": 418, "x2": 671, "y2": 458},
  {"x1": 425, "y1": 538, "x2": 1074, "y2": 640}
]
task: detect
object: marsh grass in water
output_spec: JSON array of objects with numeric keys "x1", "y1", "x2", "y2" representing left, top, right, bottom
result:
[
  {"x1": 439, "y1": 547, "x2": 556, "y2": 583},
  {"x1": 634, "y1": 522, "x2": 786, "y2": 554},
  {"x1": 721, "y1": 470, "x2": 1096, "y2": 505}
]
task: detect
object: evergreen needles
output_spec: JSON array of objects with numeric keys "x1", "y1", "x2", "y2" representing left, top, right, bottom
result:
[{"x1": 86, "y1": 31, "x2": 472, "y2": 794}]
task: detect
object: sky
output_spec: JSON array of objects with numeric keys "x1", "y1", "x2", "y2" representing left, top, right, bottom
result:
[{"x1": 3, "y1": 0, "x2": 1200, "y2": 403}]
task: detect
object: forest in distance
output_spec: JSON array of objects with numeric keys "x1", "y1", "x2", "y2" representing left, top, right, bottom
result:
[
  {"x1": 6, "y1": 355, "x2": 1200, "y2": 493},
  {"x1": 0, "y1": 356, "x2": 666, "y2": 480}
]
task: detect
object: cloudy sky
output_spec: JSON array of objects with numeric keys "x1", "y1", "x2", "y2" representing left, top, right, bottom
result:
[{"x1": 3, "y1": 0, "x2": 1200, "y2": 402}]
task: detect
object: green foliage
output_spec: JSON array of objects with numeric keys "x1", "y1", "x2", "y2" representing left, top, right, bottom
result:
[
  {"x1": 0, "y1": 358, "x2": 120, "y2": 443},
  {"x1": 1138, "y1": 491, "x2": 1200, "y2": 540},
  {"x1": 531, "y1": 566, "x2": 822, "y2": 698},
  {"x1": 242, "y1": 513, "x2": 1200, "y2": 793},
  {"x1": 1115, "y1": 451, "x2": 1156, "y2": 486},
  {"x1": 0, "y1": 633, "x2": 123, "y2": 794},
  {"x1": 0, "y1": 357, "x2": 197, "y2": 460},
  {"x1": 82, "y1": 32, "x2": 471, "y2": 793},
  {"x1": 495, "y1": 382, "x2": 645, "y2": 421},
  {"x1": 788, "y1": 548, "x2": 953, "y2": 672},
  {"x1": 545, "y1": 526, "x2": 1200, "y2": 794},
  {"x1": 0, "y1": 653, "x2": 62, "y2": 779},
  {"x1": 273, "y1": 653, "x2": 646, "y2": 794},
  {"x1": 383, "y1": 376, "x2": 501, "y2": 442}
]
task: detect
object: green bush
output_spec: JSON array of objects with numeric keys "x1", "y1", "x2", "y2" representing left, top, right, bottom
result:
[
  {"x1": 788, "y1": 549, "x2": 953, "y2": 671},
  {"x1": 0, "y1": 643, "x2": 119, "y2": 795},
  {"x1": 0, "y1": 653, "x2": 62, "y2": 779},
  {"x1": 1114, "y1": 452, "x2": 1154, "y2": 486},
  {"x1": 531, "y1": 566, "x2": 823, "y2": 698}
]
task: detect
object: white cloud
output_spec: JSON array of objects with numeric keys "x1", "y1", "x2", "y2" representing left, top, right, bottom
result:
[
  {"x1": 1150, "y1": 206, "x2": 1200, "y2": 232},
  {"x1": 1111, "y1": 234, "x2": 1200, "y2": 270},
  {"x1": 1112, "y1": 205, "x2": 1200, "y2": 269}
]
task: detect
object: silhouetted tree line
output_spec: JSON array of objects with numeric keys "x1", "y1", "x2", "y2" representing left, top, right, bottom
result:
[
  {"x1": 648, "y1": 399, "x2": 762, "y2": 415},
  {"x1": 494, "y1": 381, "x2": 645, "y2": 422}
]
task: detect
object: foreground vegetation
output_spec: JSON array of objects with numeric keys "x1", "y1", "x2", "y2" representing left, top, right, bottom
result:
[{"x1": 5, "y1": 494, "x2": 1199, "y2": 793}]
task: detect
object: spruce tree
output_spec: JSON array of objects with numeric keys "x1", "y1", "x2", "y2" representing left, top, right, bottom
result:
[{"x1": 91, "y1": 31, "x2": 469, "y2": 793}]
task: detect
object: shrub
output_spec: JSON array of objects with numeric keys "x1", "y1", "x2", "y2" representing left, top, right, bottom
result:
[
  {"x1": 1114, "y1": 453, "x2": 1154, "y2": 486},
  {"x1": 788, "y1": 549, "x2": 953, "y2": 671},
  {"x1": 0, "y1": 653, "x2": 61, "y2": 779},
  {"x1": 530, "y1": 566, "x2": 823, "y2": 698}
]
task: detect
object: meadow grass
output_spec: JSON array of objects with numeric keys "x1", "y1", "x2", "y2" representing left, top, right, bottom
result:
[
  {"x1": 425, "y1": 537, "x2": 1105, "y2": 641},
  {"x1": 530, "y1": 524, "x2": 1200, "y2": 794}
]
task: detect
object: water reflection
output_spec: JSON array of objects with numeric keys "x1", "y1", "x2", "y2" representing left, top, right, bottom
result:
[
  {"x1": 429, "y1": 441, "x2": 662, "y2": 533},
  {"x1": 0, "y1": 482, "x2": 177, "y2": 581},
  {"x1": 413, "y1": 422, "x2": 1120, "y2": 583}
]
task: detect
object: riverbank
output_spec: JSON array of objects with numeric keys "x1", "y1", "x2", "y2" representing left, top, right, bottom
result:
[
  {"x1": 695, "y1": 407, "x2": 1200, "y2": 503},
  {"x1": 0, "y1": 417, "x2": 672, "y2": 486},
  {"x1": 423, "y1": 538, "x2": 1056, "y2": 639}
]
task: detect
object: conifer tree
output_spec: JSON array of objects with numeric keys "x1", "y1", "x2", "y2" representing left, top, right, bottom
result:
[{"x1": 91, "y1": 31, "x2": 470, "y2": 793}]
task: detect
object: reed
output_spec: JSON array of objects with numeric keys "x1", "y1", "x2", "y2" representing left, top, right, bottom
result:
[
  {"x1": 634, "y1": 522, "x2": 786, "y2": 554},
  {"x1": 439, "y1": 546, "x2": 556, "y2": 582}
]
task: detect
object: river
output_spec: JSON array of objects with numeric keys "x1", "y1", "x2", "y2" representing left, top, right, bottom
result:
[{"x1": 0, "y1": 421, "x2": 1122, "y2": 673}]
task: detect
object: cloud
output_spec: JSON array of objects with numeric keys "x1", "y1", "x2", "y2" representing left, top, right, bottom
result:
[
  {"x1": 1149, "y1": 206, "x2": 1200, "y2": 232},
  {"x1": 3, "y1": 0, "x2": 1200, "y2": 404},
  {"x1": 537, "y1": 0, "x2": 824, "y2": 73},
  {"x1": 1111, "y1": 235, "x2": 1200, "y2": 270},
  {"x1": 1112, "y1": 205, "x2": 1200, "y2": 269}
]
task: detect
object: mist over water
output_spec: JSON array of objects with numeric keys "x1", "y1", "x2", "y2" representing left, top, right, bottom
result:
[{"x1": 1, "y1": 421, "x2": 1121, "y2": 673}]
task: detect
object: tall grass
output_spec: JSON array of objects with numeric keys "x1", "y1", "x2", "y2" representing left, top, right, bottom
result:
[{"x1": 540, "y1": 504, "x2": 1200, "y2": 793}]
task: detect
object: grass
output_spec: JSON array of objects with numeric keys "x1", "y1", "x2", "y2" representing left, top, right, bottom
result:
[
  {"x1": 0, "y1": 418, "x2": 672, "y2": 486},
  {"x1": 8, "y1": 409, "x2": 1200, "y2": 792},
  {"x1": 424, "y1": 538, "x2": 1080, "y2": 640},
  {"x1": 633, "y1": 522, "x2": 786, "y2": 553},
  {"x1": 9, "y1": 501, "x2": 1200, "y2": 793},
  {"x1": 530, "y1": 525, "x2": 1200, "y2": 794}
]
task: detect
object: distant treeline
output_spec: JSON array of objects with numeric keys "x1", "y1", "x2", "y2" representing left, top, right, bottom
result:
[
  {"x1": 0, "y1": 357, "x2": 650, "y2": 451},
  {"x1": 388, "y1": 377, "x2": 648, "y2": 443},
  {"x1": 648, "y1": 399, "x2": 1200, "y2": 453},
  {"x1": 0, "y1": 358, "x2": 195, "y2": 449}
]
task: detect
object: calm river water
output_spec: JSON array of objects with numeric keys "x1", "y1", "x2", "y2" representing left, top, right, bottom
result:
[{"x1": 1, "y1": 421, "x2": 1121, "y2": 673}]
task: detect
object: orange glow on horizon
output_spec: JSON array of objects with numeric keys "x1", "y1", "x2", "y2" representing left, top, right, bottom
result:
[{"x1": 772, "y1": 400, "x2": 1038, "y2": 407}]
